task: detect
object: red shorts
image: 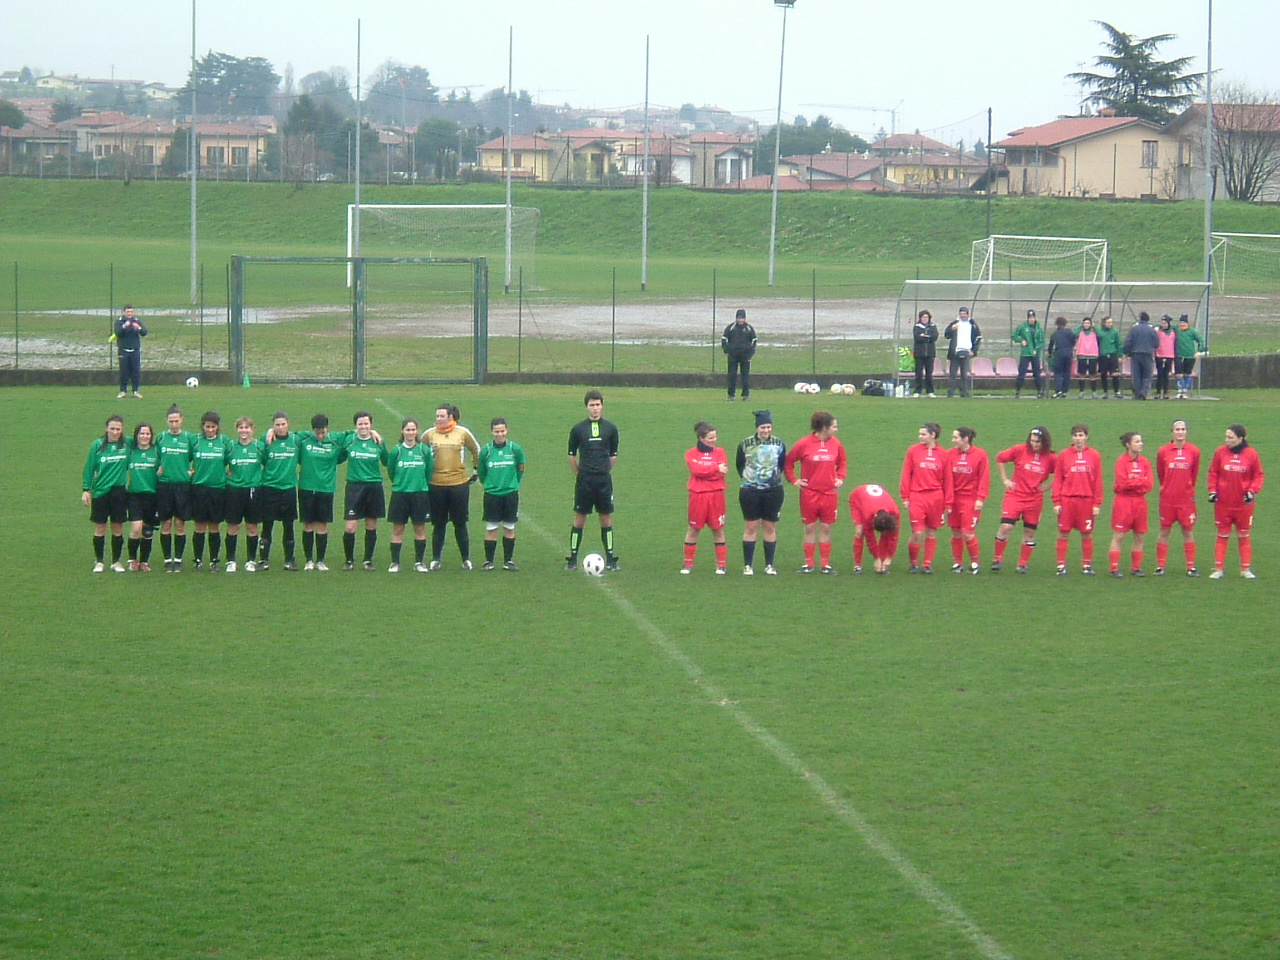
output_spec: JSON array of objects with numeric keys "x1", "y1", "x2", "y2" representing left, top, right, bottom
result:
[
  {"x1": 1056, "y1": 498, "x2": 1097, "y2": 535},
  {"x1": 1214, "y1": 502, "x2": 1255, "y2": 533},
  {"x1": 1001, "y1": 494, "x2": 1044, "y2": 528},
  {"x1": 1110, "y1": 495, "x2": 1149, "y2": 533},
  {"x1": 800, "y1": 488, "x2": 838, "y2": 525},
  {"x1": 948, "y1": 497, "x2": 982, "y2": 535},
  {"x1": 688, "y1": 490, "x2": 727, "y2": 531},
  {"x1": 1159, "y1": 499, "x2": 1197, "y2": 530},
  {"x1": 907, "y1": 491, "x2": 945, "y2": 531}
]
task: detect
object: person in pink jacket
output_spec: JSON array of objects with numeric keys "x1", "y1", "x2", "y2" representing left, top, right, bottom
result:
[
  {"x1": 1154, "y1": 315, "x2": 1178, "y2": 400},
  {"x1": 1074, "y1": 317, "x2": 1101, "y2": 398}
]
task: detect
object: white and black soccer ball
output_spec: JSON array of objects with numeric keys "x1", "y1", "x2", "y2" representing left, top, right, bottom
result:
[
  {"x1": 807, "y1": 382, "x2": 821, "y2": 394},
  {"x1": 829, "y1": 383, "x2": 844, "y2": 395},
  {"x1": 842, "y1": 383, "x2": 858, "y2": 396},
  {"x1": 582, "y1": 552, "x2": 606, "y2": 576},
  {"x1": 793, "y1": 381, "x2": 807, "y2": 394},
  {"x1": 185, "y1": 376, "x2": 199, "y2": 389}
]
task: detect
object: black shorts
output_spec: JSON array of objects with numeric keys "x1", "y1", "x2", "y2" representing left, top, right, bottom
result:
[
  {"x1": 298, "y1": 489, "x2": 334, "y2": 525},
  {"x1": 573, "y1": 473, "x2": 614, "y2": 516},
  {"x1": 191, "y1": 484, "x2": 227, "y2": 524},
  {"x1": 156, "y1": 482, "x2": 192, "y2": 522},
  {"x1": 258, "y1": 486, "x2": 298, "y2": 523},
  {"x1": 90, "y1": 486, "x2": 128, "y2": 524},
  {"x1": 1099, "y1": 356, "x2": 1120, "y2": 375},
  {"x1": 739, "y1": 485, "x2": 785, "y2": 523},
  {"x1": 128, "y1": 491, "x2": 159, "y2": 526},
  {"x1": 429, "y1": 484, "x2": 471, "y2": 525},
  {"x1": 388, "y1": 491, "x2": 431, "y2": 526},
  {"x1": 224, "y1": 486, "x2": 259, "y2": 525},
  {"x1": 483, "y1": 491, "x2": 520, "y2": 525},
  {"x1": 1178, "y1": 357, "x2": 1197, "y2": 375},
  {"x1": 344, "y1": 481, "x2": 386, "y2": 521},
  {"x1": 1076, "y1": 357, "x2": 1098, "y2": 376}
]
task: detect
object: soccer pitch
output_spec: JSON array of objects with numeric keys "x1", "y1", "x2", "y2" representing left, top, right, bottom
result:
[{"x1": 3, "y1": 384, "x2": 1277, "y2": 959}]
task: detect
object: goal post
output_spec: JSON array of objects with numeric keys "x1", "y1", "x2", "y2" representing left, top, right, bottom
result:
[
  {"x1": 1210, "y1": 232, "x2": 1280, "y2": 296},
  {"x1": 970, "y1": 235, "x2": 1110, "y2": 283},
  {"x1": 347, "y1": 203, "x2": 538, "y2": 292}
]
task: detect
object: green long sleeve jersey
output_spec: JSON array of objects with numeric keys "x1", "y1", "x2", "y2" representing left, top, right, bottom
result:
[
  {"x1": 191, "y1": 434, "x2": 234, "y2": 488},
  {"x1": 127, "y1": 443, "x2": 161, "y2": 494},
  {"x1": 477, "y1": 440, "x2": 526, "y2": 496},
  {"x1": 83, "y1": 437, "x2": 130, "y2": 496},
  {"x1": 332, "y1": 430, "x2": 388, "y2": 484},
  {"x1": 156, "y1": 428, "x2": 196, "y2": 484},
  {"x1": 1175, "y1": 327, "x2": 1206, "y2": 358},
  {"x1": 296, "y1": 431, "x2": 347, "y2": 494},
  {"x1": 385, "y1": 442, "x2": 434, "y2": 493},
  {"x1": 227, "y1": 438, "x2": 267, "y2": 488},
  {"x1": 1011, "y1": 322, "x2": 1044, "y2": 358},
  {"x1": 1097, "y1": 326, "x2": 1123, "y2": 357}
]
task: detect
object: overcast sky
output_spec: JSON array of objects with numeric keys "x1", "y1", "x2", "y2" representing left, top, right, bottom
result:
[{"x1": 4, "y1": 0, "x2": 1273, "y2": 147}]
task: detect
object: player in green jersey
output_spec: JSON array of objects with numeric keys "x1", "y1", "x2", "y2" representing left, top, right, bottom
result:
[
  {"x1": 334, "y1": 411, "x2": 388, "y2": 571},
  {"x1": 126, "y1": 422, "x2": 160, "y2": 571},
  {"x1": 224, "y1": 416, "x2": 266, "y2": 572},
  {"x1": 156, "y1": 404, "x2": 197, "y2": 571},
  {"x1": 190, "y1": 411, "x2": 233, "y2": 571},
  {"x1": 477, "y1": 417, "x2": 526, "y2": 570},
  {"x1": 384, "y1": 418, "x2": 434, "y2": 572},
  {"x1": 259, "y1": 411, "x2": 300, "y2": 571},
  {"x1": 83, "y1": 414, "x2": 130, "y2": 572},
  {"x1": 292, "y1": 413, "x2": 347, "y2": 571}
]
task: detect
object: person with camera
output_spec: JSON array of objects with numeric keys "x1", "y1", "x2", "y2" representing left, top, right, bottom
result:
[{"x1": 944, "y1": 307, "x2": 981, "y2": 398}]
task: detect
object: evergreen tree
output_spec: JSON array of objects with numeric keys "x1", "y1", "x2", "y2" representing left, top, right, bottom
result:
[{"x1": 1068, "y1": 21, "x2": 1201, "y2": 124}]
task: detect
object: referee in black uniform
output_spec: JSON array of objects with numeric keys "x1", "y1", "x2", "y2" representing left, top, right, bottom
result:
[{"x1": 566, "y1": 389, "x2": 620, "y2": 571}]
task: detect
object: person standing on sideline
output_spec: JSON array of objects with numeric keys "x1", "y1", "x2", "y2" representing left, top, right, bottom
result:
[
  {"x1": 946, "y1": 426, "x2": 989, "y2": 574},
  {"x1": 1046, "y1": 316, "x2": 1076, "y2": 399},
  {"x1": 912, "y1": 309, "x2": 940, "y2": 397},
  {"x1": 1156, "y1": 419, "x2": 1201, "y2": 576},
  {"x1": 258, "y1": 412, "x2": 301, "y2": 571},
  {"x1": 425, "y1": 403, "x2": 481, "y2": 571},
  {"x1": 125, "y1": 421, "x2": 160, "y2": 571},
  {"x1": 721, "y1": 308, "x2": 757, "y2": 401},
  {"x1": 1074, "y1": 316, "x2": 1101, "y2": 397},
  {"x1": 1174, "y1": 315, "x2": 1206, "y2": 399},
  {"x1": 1155, "y1": 315, "x2": 1177, "y2": 400},
  {"x1": 992, "y1": 426, "x2": 1056, "y2": 573},
  {"x1": 83, "y1": 414, "x2": 130, "y2": 572},
  {"x1": 189, "y1": 411, "x2": 233, "y2": 572},
  {"x1": 383, "y1": 419, "x2": 433, "y2": 573},
  {"x1": 848, "y1": 483, "x2": 900, "y2": 574},
  {"x1": 477, "y1": 417, "x2": 526, "y2": 571},
  {"x1": 944, "y1": 307, "x2": 982, "y2": 398},
  {"x1": 224, "y1": 416, "x2": 265, "y2": 573},
  {"x1": 114, "y1": 305, "x2": 147, "y2": 398},
  {"x1": 155, "y1": 405, "x2": 196, "y2": 572},
  {"x1": 1052, "y1": 424, "x2": 1104, "y2": 576},
  {"x1": 1097, "y1": 315, "x2": 1124, "y2": 399},
  {"x1": 900, "y1": 422, "x2": 953, "y2": 574},
  {"x1": 1109, "y1": 432, "x2": 1154, "y2": 576},
  {"x1": 566, "y1": 389, "x2": 620, "y2": 571},
  {"x1": 1012, "y1": 309, "x2": 1044, "y2": 399},
  {"x1": 783, "y1": 410, "x2": 847, "y2": 574},
  {"x1": 736, "y1": 409, "x2": 787, "y2": 576},
  {"x1": 1207, "y1": 423, "x2": 1265, "y2": 579},
  {"x1": 681, "y1": 422, "x2": 729, "y2": 575},
  {"x1": 335, "y1": 411, "x2": 388, "y2": 571},
  {"x1": 1124, "y1": 311, "x2": 1160, "y2": 400}
]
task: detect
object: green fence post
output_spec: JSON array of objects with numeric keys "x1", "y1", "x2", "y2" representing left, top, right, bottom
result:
[{"x1": 229, "y1": 256, "x2": 245, "y2": 383}]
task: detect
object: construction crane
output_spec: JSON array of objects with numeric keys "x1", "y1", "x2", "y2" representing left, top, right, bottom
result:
[{"x1": 801, "y1": 101, "x2": 903, "y2": 137}]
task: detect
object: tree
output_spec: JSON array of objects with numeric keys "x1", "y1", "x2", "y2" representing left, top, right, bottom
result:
[
  {"x1": 0, "y1": 99, "x2": 27, "y2": 129},
  {"x1": 1068, "y1": 21, "x2": 1201, "y2": 124},
  {"x1": 51, "y1": 97, "x2": 80, "y2": 122},
  {"x1": 1207, "y1": 83, "x2": 1280, "y2": 202},
  {"x1": 189, "y1": 52, "x2": 281, "y2": 115},
  {"x1": 364, "y1": 61, "x2": 437, "y2": 127},
  {"x1": 757, "y1": 120, "x2": 870, "y2": 173},
  {"x1": 415, "y1": 117, "x2": 464, "y2": 179},
  {"x1": 300, "y1": 69, "x2": 355, "y2": 119}
]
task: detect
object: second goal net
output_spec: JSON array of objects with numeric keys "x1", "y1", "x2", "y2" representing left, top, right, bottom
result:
[
  {"x1": 1210, "y1": 233, "x2": 1280, "y2": 297},
  {"x1": 971, "y1": 235, "x2": 1110, "y2": 283}
]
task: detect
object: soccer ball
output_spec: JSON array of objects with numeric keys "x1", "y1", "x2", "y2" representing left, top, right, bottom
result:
[
  {"x1": 829, "y1": 383, "x2": 844, "y2": 395},
  {"x1": 793, "y1": 381, "x2": 807, "y2": 394},
  {"x1": 582, "y1": 553, "x2": 606, "y2": 576},
  {"x1": 842, "y1": 383, "x2": 858, "y2": 396},
  {"x1": 185, "y1": 376, "x2": 199, "y2": 389},
  {"x1": 807, "y1": 382, "x2": 821, "y2": 394}
]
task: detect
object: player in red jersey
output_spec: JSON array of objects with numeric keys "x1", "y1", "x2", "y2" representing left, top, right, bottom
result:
[
  {"x1": 1155, "y1": 419, "x2": 1201, "y2": 576},
  {"x1": 783, "y1": 411, "x2": 847, "y2": 574},
  {"x1": 1207, "y1": 423, "x2": 1265, "y2": 579},
  {"x1": 992, "y1": 426, "x2": 1056, "y2": 573},
  {"x1": 1053, "y1": 424, "x2": 1104, "y2": 576},
  {"x1": 848, "y1": 483, "x2": 900, "y2": 574},
  {"x1": 1109, "y1": 431, "x2": 1154, "y2": 576},
  {"x1": 946, "y1": 426, "x2": 989, "y2": 574},
  {"x1": 681, "y1": 421, "x2": 729, "y2": 575},
  {"x1": 900, "y1": 422, "x2": 953, "y2": 574}
]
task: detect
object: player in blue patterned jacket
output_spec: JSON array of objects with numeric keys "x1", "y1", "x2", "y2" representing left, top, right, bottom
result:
[{"x1": 735, "y1": 409, "x2": 787, "y2": 576}]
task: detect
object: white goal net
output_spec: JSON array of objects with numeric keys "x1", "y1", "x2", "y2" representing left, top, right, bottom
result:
[
  {"x1": 1210, "y1": 233, "x2": 1280, "y2": 297},
  {"x1": 348, "y1": 203, "x2": 539, "y2": 291},
  {"x1": 970, "y1": 235, "x2": 1109, "y2": 283}
]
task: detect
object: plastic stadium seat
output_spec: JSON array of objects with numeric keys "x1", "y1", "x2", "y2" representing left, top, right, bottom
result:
[
  {"x1": 934, "y1": 358, "x2": 947, "y2": 377},
  {"x1": 1121, "y1": 357, "x2": 1132, "y2": 376},
  {"x1": 995, "y1": 357, "x2": 1019, "y2": 377},
  {"x1": 970, "y1": 356, "x2": 997, "y2": 378}
]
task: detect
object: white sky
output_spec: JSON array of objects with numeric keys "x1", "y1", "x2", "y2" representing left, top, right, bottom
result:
[{"x1": 4, "y1": 0, "x2": 1274, "y2": 147}]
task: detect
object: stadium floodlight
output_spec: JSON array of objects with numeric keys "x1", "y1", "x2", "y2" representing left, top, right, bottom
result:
[{"x1": 767, "y1": 0, "x2": 795, "y2": 286}]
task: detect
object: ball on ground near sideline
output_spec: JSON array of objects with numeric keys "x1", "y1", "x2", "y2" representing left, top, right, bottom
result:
[
  {"x1": 830, "y1": 383, "x2": 844, "y2": 395},
  {"x1": 793, "y1": 381, "x2": 807, "y2": 394},
  {"x1": 185, "y1": 376, "x2": 199, "y2": 389},
  {"x1": 582, "y1": 553, "x2": 606, "y2": 576},
  {"x1": 842, "y1": 383, "x2": 858, "y2": 396},
  {"x1": 808, "y1": 382, "x2": 821, "y2": 394}
]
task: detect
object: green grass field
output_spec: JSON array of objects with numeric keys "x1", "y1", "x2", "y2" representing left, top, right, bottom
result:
[{"x1": 3, "y1": 383, "x2": 1277, "y2": 959}]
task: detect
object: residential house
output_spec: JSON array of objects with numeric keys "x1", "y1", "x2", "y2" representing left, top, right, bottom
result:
[
  {"x1": 777, "y1": 152, "x2": 885, "y2": 190},
  {"x1": 615, "y1": 136, "x2": 695, "y2": 185},
  {"x1": 869, "y1": 133, "x2": 952, "y2": 157},
  {"x1": 1164, "y1": 102, "x2": 1280, "y2": 202},
  {"x1": 686, "y1": 133, "x2": 755, "y2": 188},
  {"x1": 477, "y1": 134, "x2": 568, "y2": 182},
  {"x1": 995, "y1": 116, "x2": 1184, "y2": 199}
]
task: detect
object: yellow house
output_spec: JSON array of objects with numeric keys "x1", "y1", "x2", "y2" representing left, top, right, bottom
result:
[
  {"x1": 477, "y1": 135, "x2": 565, "y2": 181},
  {"x1": 995, "y1": 116, "x2": 1184, "y2": 199}
]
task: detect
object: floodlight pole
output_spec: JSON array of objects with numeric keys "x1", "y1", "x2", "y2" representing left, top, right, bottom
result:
[
  {"x1": 189, "y1": 0, "x2": 198, "y2": 312},
  {"x1": 1202, "y1": 0, "x2": 1215, "y2": 347},
  {"x1": 767, "y1": 0, "x2": 794, "y2": 287},
  {"x1": 505, "y1": 27, "x2": 514, "y2": 294},
  {"x1": 641, "y1": 35, "x2": 651, "y2": 292}
]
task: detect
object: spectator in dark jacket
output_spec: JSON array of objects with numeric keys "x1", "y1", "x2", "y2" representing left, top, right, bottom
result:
[
  {"x1": 721, "y1": 308, "x2": 758, "y2": 401},
  {"x1": 1124, "y1": 311, "x2": 1161, "y2": 400},
  {"x1": 912, "y1": 309, "x2": 940, "y2": 396},
  {"x1": 114, "y1": 305, "x2": 148, "y2": 398},
  {"x1": 1046, "y1": 316, "x2": 1077, "y2": 398}
]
